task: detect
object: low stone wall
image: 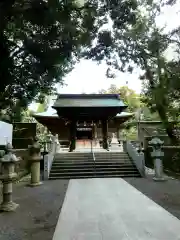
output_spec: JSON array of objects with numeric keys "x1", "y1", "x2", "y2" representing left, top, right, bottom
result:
[
  {"x1": 14, "y1": 149, "x2": 29, "y2": 172},
  {"x1": 13, "y1": 138, "x2": 33, "y2": 149},
  {"x1": 145, "y1": 145, "x2": 180, "y2": 174}
]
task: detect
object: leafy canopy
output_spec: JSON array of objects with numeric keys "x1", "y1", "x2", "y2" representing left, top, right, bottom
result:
[
  {"x1": 84, "y1": 0, "x2": 180, "y2": 143},
  {"x1": 0, "y1": 0, "x2": 98, "y2": 116}
]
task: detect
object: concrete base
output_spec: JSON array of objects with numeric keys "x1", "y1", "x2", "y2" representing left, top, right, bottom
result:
[
  {"x1": 153, "y1": 177, "x2": 167, "y2": 182},
  {"x1": 53, "y1": 178, "x2": 180, "y2": 240},
  {"x1": 28, "y1": 182, "x2": 43, "y2": 187},
  {"x1": 0, "y1": 201, "x2": 19, "y2": 212}
]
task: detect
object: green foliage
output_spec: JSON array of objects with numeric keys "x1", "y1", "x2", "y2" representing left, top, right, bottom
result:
[
  {"x1": 99, "y1": 85, "x2": 141, "y2": 112},
  {"x1": 0, "y1": 0, "x2": 99, "y2": 118},
  {"x1": 85, "y1": 0, "x2": 180, "y2": 143},
  {"x1": 21, "y1": 102, "x2": 49, "y2": 142},
  {"x1": 36, "y1": 95, "x2": 50, "y2": 113}
]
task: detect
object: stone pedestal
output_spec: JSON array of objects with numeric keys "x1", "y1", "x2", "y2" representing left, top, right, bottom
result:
[
  {"x1": 153, "y1": 157, "x2": 165, "y2": 181},
  {"x1": 149, "y1": 131, "x2": 166, "y2": 181},
  {"x1": 0, "y1": 144, "x2": 20, "y2": 212},
  {"x1": 28, "y1": 137, "x2": 42, "y2": 187}
]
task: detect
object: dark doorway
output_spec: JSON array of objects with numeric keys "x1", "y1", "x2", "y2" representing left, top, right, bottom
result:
[{"x1": 76, "y1": 128, "x2": 92, "y2": 140}]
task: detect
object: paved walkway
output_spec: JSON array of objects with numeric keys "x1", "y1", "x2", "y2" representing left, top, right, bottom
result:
[{"x1": 53, "y1": 178, "x2": 180, "y2": 240}]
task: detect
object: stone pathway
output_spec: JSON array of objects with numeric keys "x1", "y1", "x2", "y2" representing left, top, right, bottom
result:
[
  {"x1": 53, "y1": 178, "x2": 180, "y2": 240},
  {"x1": 0, "y1": 175, "x2": 180, "y2": 239}
]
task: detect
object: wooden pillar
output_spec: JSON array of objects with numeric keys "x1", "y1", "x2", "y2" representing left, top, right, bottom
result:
[
  {"x1": 94, "y1": 124, "x2": 98, "y2": 139},
  {"x1": 69, "y1": 120, "x2": 76, "y2": 152},
  {"x1": 116, "y1": 127, "x2": 120, "y2": 144},
  {"x1": 101, "y1": 119, "x2": 109, "y2": 150}
]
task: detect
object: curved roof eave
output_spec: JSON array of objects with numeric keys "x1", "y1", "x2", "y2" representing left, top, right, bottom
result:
[{"x1": 33, "y1": 111, "x2": 133, "y2": 119}]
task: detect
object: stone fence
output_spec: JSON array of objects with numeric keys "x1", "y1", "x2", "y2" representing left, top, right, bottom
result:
[
  {"x1": 43, "y1": 137, "x2": 57, "y2": 180},
  {"x1": 126, "y1": 141, "x2": 145, "y2": 177}
]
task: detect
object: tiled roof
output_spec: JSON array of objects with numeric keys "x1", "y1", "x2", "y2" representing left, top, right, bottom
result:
[
  {"x1": 53, "y1": 94, "x2": 126, "y2": 108},
  {"x1": 33, "y1": 111, "x2": 133, "y2": 119}
]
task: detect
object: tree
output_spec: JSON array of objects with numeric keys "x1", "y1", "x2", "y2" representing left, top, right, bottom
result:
[
  {"x1": 36, "y1": 95, "x2": 50, "y2": 113},
  {"x1": 99, "y1": 84, "x2": 141, "y2": 112},
  {"x1": 0, "y1": 0, "x2": 99, "y2": 120},
  {"x1": 84, "y1": 0, "x2": 180, "y2": 143}
]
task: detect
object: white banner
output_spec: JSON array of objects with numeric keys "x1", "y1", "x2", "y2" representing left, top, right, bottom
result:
[{"x1": 0, "y1": 121, "x2": 13, "y2": 145}]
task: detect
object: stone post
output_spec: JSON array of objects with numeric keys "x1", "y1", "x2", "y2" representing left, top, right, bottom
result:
[
  {"x1": 28, "y1": 137, "x2": 42, "y2": 187},
  {"x1": 149, "y1": 131, "x2": 166, "y2": 181},
  {"x1": 101, "y1": 119, "x2": 109, "y2": 151},
  {"x1": 0, "y1": 144, "x2": 20, "y2": 212},
  {"x1": 46, "y1": 134, "x2": 53, "y2": 153},
  {"x1": 54, "y1": 134, "x2": 61, "y2": 153}
]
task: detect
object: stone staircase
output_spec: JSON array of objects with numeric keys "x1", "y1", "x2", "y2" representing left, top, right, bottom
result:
[{"x1": 49, "y1": 152, "x2": 141, "y2": 179}]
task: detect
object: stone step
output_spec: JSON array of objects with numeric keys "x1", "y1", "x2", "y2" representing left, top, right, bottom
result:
[
  {"x1": 55, "y1": 153, "x2": 128, "y2": 156},
  {"x1": 54, "y1": 162, "x2": 132, "y2": 165},
  {"x1": 95, "y1": 158, "x2": 129, "y2": 161},
  {"x1": 50, "y1": 170, "x2": 139, "y2": 176},
  {"x1": 50, "y1": 152, "x2": 141, "y2": 179},
  {"x1": 53, "y1": 159, "x2": 132, "y2": 163},
  {"x1": 49, "y1": 173, "x2": 141, "y2": 179},
  {"x1": 55, "y1": 154, "x2": 92, "y2": 156},
  {"x1": 51, "y1": 164, "x2": 136, "y2": 169},
  {"x1": 51, "y1": 166, "x2": 137, "y2": 173},
  {"x1": 94, "y1": 153, "x2": 128, "y2": 155},
  {"x1": 54, "y1": 156, "x2": 129, "y2": 160},
  {"x1": 52, "y1": 161, "x2": 132, "y2": 165},
  {"x1": 54, "y1": 156, "x2": 92, "y2": 159}
]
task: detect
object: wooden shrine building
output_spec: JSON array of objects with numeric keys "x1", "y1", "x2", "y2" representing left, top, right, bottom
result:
[{"x1": 33, "y1": 94, "x2": 133, "y2": 151}]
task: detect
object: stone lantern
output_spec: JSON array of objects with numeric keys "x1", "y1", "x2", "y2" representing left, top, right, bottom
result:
[
  {"x1": 46, "y1": 134, "x2": 53, "y2": 153},
  {"x1": 0, "y1": 143, "x2": 20, "y2": 211},
  {"x1": 28, "y1": 137, "x2": 42, "y2": 187},
  {"x1": 149, "y1": 131, "x2": 166, "y2": 181}
]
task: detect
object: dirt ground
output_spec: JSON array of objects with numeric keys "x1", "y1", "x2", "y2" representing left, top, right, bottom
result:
[
  {"x1": 1, "y1": 174, "x2": 180, "y2": 240},
  {"x1": 0, "y1": 178, "x2": 69, "y2": 240}
]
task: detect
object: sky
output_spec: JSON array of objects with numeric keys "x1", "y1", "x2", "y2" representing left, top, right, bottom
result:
[
  {"x1": 29, "y1": 1, "x2": 180, "y2": 111},
  {"x1": 58, "y1": 60, "x2": 142, "y2": 94}
]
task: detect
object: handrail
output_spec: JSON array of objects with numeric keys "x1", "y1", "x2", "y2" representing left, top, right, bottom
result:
[
  {"x1": 92, "y1": 150, "x2": 96, "y2": 162},
  {"x1": 91, "y1": 140, "x2": 96, "y2": 162}
]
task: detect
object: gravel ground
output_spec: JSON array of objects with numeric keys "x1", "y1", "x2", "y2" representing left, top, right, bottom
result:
[
  {"x1": 0, "y1": 177, "x2": 69, "y2": 240},
  {"x1": 125, "y1": 175, "x2": 180, "y2": 220},
  {"x1": 1, "y1": 174, "x2": 180, "y2": 240}
]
